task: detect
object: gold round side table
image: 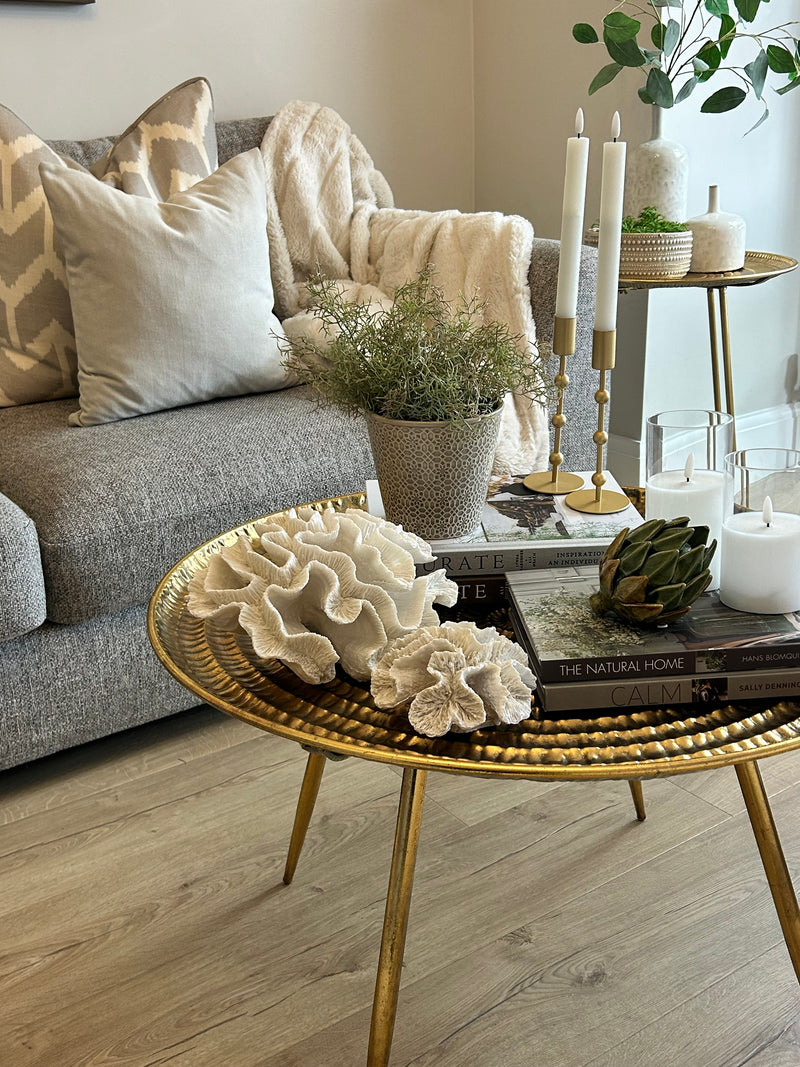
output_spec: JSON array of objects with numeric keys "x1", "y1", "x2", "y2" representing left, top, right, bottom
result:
[
  {"x1": 148, "y1": 494, "x2": 800, "y2": 1067},
  {"x1": 620, "y1": 250, "x2": 798, "y2": 440}
]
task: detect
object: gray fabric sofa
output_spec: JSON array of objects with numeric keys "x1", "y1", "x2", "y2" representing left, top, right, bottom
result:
[{"x1": 0, "y1": 117, "x2": 598, "y2": 771}]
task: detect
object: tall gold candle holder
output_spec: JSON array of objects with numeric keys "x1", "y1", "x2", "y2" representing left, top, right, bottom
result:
[
  {"x1": 522, "y1": 316, "x2": 584, "y2": 495},
  {"x1": 565, "y1": 329, "x2": 630, "y2": 514}
]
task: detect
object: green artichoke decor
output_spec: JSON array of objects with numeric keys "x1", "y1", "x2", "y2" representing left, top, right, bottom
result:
[{"x1": 590, "y1": 517, "x2": 716, "y2": 627}]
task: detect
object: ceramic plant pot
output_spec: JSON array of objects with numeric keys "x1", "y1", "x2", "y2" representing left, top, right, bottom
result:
[
  {"x1": 585, "y1": 228, "x2": 693, "y2": 280},
  {"x1": 365, "y1": 407, "x2": 503, "y2": 540},
  {"x1": 618, "y1": 230, "x2": 693, "y2": 280}
]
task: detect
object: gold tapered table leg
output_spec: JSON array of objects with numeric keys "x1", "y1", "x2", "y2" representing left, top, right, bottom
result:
[
  {"x1": 368, "y1": 767, "x2": 427, "y2": 1067},
  {"x1": 706, "y1": 288, "x2": 722, "y2": 415},
  {"x1": 628, "y1": 780, "x2": 646, "y2": 822},
  {"x1": 718, "y1": 287, "x2": 736, "y2": 423},
  {"x1": 706, "y1": 287, "x2": 737, "y2": 447},
  {"x1": 736, "y1": 760, "x2": 800, "y2": 983},
  {"x1": 283, "y1": 750, "x2": 327, "y2": 885}
]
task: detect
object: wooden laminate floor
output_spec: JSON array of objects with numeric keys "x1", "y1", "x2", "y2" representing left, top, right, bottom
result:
[{"x1": 2, "y1": 705, "x2": 800, "y2": 1066}]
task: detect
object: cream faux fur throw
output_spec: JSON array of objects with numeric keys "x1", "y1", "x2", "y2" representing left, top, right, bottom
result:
[{"x1": 260, "y1": 100, "x2": 549, "y2": 476}]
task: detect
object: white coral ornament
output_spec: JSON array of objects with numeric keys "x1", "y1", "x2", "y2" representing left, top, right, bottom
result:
[
  {"x1": 186, "y1": 507, "x2": 458, "y2": 685},
  {"x1": 371, "y1": 621, "x2": 536, "y2": 737}
]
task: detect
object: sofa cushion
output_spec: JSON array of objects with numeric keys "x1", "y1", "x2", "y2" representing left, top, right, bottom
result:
[
  {"x1": 41, "y1": 150, "x2": 290, "y2": 426},
  {"x1": 0, "y1": 389, "x2": 376, "y2": 624},
  {"x1": 88, "y1": 75, "x2": 217, "y2": 197},
  {"x1": 0, "y1": 492, "x2": 46, "y2": 641},
  {"x1": 0, "y1": 77, "x2": 216, "y2": 408}
]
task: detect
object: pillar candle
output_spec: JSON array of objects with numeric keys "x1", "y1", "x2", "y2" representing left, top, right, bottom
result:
[
  {"x1": 555, "y1": 109, "x2": 590, "y2": 320},
  {"x1": 645, "y1": 454, "x2": 726, "y2": 587},
  {"x1": 594, "y1": 112, "x2": 626, "y2": 333},
  {"x1": 719, "y1": 496, "x2": 800, "y2": 613}
]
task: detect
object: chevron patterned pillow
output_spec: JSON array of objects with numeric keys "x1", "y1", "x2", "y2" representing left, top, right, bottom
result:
[{"x1": 0, "y1": 76, "x2": 217, "y2": 408}]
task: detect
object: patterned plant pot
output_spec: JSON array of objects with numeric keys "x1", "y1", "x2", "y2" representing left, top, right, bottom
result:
[
  {"x1": 585, "y1": 227, "x2": 693, "y2": 280},
  {"x1": 365, "y1": 407, "x2": 502, "y2": 540},
  {"x1": 618, "y1": 230, "x2": 694, "y2": 280}
]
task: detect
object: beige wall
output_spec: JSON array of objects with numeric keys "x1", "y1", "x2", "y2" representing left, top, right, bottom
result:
[
  {"x1": 473, "y1": 1, "x2": 651, "y2": 238},
  {"x1": 0, "y1": 0, "x2": 474, "y2": 213}
]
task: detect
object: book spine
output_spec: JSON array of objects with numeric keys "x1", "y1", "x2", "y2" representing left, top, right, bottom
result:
[
  {"x1": 537, "y1": 669, "x2": 800, "y2": 714},
  {"x1": 452, "y1": 574, "x2": 507, "y2": 607},
  {"x1": 726, "y1": 646, "x2": 800, "y2": 672},
  {"x1": 532, "y1": 651, "x2": 699, "y2": 684},
  {"x1": 419, "y1": 541, "x2": 607, "y2": 578}
]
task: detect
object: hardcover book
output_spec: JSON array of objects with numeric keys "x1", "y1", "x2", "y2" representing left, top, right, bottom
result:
[
  {"x1": 365, "y1": 474, "x2": 643, "y2": 577},
  {"x1": 535, "y1": 667, "x2": 800, "y2": 714},
  {"x1": 505, "y1": 565, "x2": 800, "y2": 685}
]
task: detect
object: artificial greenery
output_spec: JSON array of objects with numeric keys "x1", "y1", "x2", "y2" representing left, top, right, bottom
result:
[
  {"x1": 282, "y1": 268, "x2": 550, "y2": 424},
  {"x1": 573, "y1": 1, "x2": 800, "y2": 130},
  {"x1": 621, "y1": 206, "x2": 689, "y2": 232}
]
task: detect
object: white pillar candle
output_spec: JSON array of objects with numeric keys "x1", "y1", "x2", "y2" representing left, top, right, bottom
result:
[
  {"x1": 594, "y1": 112, "x2": 626, "y2": 333},
  {"x1": 719, "y1": 496, "x2": 800, "y2": 614},
  {"x1": 645, "y1": 455, "x2": 726, "y2": 588},
  {"x1": 555, "y1": 109, "x2": 590, "y2": 320}
]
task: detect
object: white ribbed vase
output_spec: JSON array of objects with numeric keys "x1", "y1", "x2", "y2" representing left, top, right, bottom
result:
[{"x1": 624, "y1": 106, "x2": 689, "y2": 224}]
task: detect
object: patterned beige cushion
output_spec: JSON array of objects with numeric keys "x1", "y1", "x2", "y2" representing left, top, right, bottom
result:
[
  {"x1": 0, "y1": 77, "x2": 217, "y2": 407},
  {"x1": 89, "y1": 76, "x2": 217, "y2": 198}
]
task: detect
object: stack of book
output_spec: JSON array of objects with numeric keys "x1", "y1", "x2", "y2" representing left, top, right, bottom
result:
[
  {"x1": 505, "y1": 565, "x2": 800, "y2": 715},
  {"x1": 366, "y1": 473, "x2": 643, "y2": 607}
]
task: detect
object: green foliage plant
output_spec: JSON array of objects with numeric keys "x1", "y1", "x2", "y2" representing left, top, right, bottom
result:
[
  {"x1": 573, "y1": 1, "x2": 800, "y2": 130},
  {"x1": 621, "y1": 206, "x2": 690, "y2": 231},
  {"x1": 281, "y1": 267, "x2": 550, "y2": 425}
]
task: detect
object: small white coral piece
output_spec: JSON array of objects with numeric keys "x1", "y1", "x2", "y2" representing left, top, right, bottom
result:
[
  {"x1": 371, "y1": 621, "x2": 536, "y2": 737},
  {"x1": 186, "y1": 507, "x2": 458, "y2": 685}
]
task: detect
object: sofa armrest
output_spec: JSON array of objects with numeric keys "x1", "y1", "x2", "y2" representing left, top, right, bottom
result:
[
  {"x1": 0, "y1": 493, "x2": 46, "y2": 642},
  {"x1": 528, "y1": 238, "x2": 599, "y2": 472}
]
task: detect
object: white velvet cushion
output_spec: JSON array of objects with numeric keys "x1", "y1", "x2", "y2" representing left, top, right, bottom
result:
[{"x1": 40, "y1": 149, "x2": 290, "y2": 426}]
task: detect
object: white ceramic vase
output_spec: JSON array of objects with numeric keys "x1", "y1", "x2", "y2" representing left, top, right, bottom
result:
[
  {"x1": 686, "y1": 185, "x2": 746, "y2": 273},
  {"x1": 624, "y1": 106, "x2": 689, "y2": 224}
]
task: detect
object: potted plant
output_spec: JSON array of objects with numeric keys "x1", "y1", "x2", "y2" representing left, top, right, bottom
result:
[
  {"x1": 621, "y1": 206, "x2": 694, "y2": 278},
  {"x1": 573, "y1": 1, "x2": 800, "y2": 125},
  {"x1": 281, "y1": 267, "x2": 550, "y2": 540},
  {"x1": 587, "y1": 206, "x2": 693, "y2": 279}
]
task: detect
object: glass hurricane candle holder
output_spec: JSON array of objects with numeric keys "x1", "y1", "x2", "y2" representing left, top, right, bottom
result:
[
  {"x1": 719, "y1": 448, "x2": 800, "y2": 614},
  {"x1": 645, "y1": 410, "x2": 733, "y2": 589}
]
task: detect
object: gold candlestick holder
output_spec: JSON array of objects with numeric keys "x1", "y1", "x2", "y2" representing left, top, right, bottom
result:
[
  {"x1": 565, "y1": 328, "x2": 630, "y2": 514},
  {"x1": 522, "y1": 315, "x2": 584, "y2": 495}
]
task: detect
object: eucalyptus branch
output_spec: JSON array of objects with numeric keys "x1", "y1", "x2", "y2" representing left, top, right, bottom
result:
[{"x1": 573, "y1": 0, "x2": 800, "y2": 117}]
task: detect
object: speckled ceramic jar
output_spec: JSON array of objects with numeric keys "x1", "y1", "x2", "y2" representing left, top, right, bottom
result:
[
  {"x1": 365, "y1": 407, "x2": 503, "y2": 540},
  {"x1": 623, "y1": 106, "x2": 689, "y2": 224},
  {"x1": 686, "y1": 185, "x2": 746, "y2": 273}
]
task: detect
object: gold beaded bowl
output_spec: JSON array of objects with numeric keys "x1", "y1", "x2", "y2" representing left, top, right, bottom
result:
[{"x1": 586, "y1": 229, "x2": 693, "y2": 281}]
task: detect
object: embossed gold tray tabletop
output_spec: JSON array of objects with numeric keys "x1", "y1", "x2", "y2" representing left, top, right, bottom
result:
[
  {"x1": 148, "y1": 493, "x2": 800, "y2": 783},
  {"x1": 618, "y1": 249, "x2": 797, "y2": 289}
]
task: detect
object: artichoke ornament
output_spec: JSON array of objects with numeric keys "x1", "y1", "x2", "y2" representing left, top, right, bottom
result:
[{"x1": 590, "y1": 517, "x2": 716, "y2": 627}]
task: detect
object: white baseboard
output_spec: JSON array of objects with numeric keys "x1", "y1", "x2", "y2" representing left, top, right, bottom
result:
[
  {"x1": 607, "y1": 401, "x2": 800, "y2": 487},
  {"x1": 733, "y1": 402, "x2": 800, "y2": 451}
]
